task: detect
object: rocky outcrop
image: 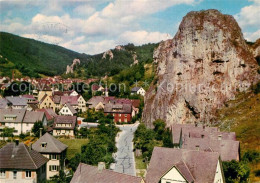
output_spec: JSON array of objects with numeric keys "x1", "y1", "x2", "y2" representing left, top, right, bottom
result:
[
  {"x1": 102, "y1": 50, "x2": 114, "y2": 60},
  {"x1": 249, "y1": 38, "x2": 260, "y2": 64},
  {"x1": 66, "y1": 59, "x2": 80, "y2": 74},
  {"x1": 143, "y1": 10, "x2": 259, "y2": 128}
]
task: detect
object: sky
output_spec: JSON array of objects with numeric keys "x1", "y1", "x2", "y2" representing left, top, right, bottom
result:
[{"x1": 0, "y1": 0, "x2": 259, "y2": 55}]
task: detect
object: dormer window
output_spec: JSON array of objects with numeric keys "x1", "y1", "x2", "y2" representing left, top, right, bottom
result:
[
  {"x1": 41, "y1": 142, "x2": 47, "y2": 148},
  {"x1": 4, "y1": 115, "x2": 17, "y2": 121}
]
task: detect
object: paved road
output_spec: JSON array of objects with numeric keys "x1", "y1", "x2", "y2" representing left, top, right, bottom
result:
[{"x1": 114, "y1": 123, "x2": 139, "y2": 176}]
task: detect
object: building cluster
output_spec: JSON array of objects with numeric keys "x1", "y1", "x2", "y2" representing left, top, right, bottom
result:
[
  {"x1": 0, "y1": 132, "x2": 68, "y2": 182},
  {"x1": 86, "y1": 96, "x2": 141, "y2": 123},
  {"x1": 69, "y1": 123, "x2": 239, "y2": 183},
  {"x1": 0, "y1": 76, "x2": 98, "y2": 91}
]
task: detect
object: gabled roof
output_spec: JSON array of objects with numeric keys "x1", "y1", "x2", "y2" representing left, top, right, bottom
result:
[
  {"x1": 171, "y1": 124, "x2": 234, "y2": 144},
  {"x1": 60, "y1": 96, "x2": 78, "y2": 105},
  {"x1": 182, "y1": 138, "x2": 240, "y2": 161},
  {"x1": 0, "y1": 109, "x2": 27, "y2": 122},
  {"x1": 146, "y1": 147, "x2": 220, "y2": 183},
  {"x1": 53, "y1": 116, "x2": 77, "y2": 130},
  {"x1": 37, "y1": 108, "x2": 57, "y2": 121},
  {"x1": 71, "y1": 163, "x2": 143, "y2": 183},
  {"x1": 23, "y1": 111, "x2": 45, "y2": 123},
  {"x1": 131, "y1": 87, "x2": 141, "y2": 92},
  {"x1": 0, "y1": 142, "x2": 49, "y2": 170},
  {"x1": 86, "y1": 96, "x2": 105, "y2": 108},
  {"x1": 32, "y1": 132, "x2": 68, "y2": 153},
  {"x1": 6, "y1": 96, "x2": 28, "y2": 106},
  {"x1": 62, "y1": 103, "x2": 77, "y2": 115},
  {"x1": 104, "y1": 103, "x2": 132, "y2": 114}
]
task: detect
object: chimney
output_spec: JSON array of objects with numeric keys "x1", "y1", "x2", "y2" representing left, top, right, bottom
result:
[
  {"x1": 98, "y1": 162, "x2": 106, "y2": 172},
  {"x1": 39, "y1": 128, "x2": 43, "y2": 137},
  {"x1": 15, "y1": 139, "x2": 19, "y2": 146}
]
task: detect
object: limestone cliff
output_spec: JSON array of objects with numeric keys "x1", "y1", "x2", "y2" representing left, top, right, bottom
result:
[
  {"x1": 142, "y1": 9, "x2": 259, "y2": 128},
  {"x1": 66, "y1": 59, "x2": 80, "y2": 74}
]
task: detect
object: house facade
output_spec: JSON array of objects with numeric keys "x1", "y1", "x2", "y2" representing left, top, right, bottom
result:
[
  {"x1": 52, "y1": 116, "x2": 77, "y2": 137},
  {"x1": 32, "y1": 133, "x2": 68, "y2": 179},
  {"x1": 0, "y1": 141, "x2": 49, "y2": 183},
  {"x1": 0, "y1": 109, "x2": 46, "y2": 135},
  {"x1": 146, "y1": 147, "x2": 225, "y2": 183},
  {"x1": 131, "y1": 87, "x2": 146, "y2": 96},
  {"x1": 39, "y1": 95, "x2": 56, "y2": 111},
  {"x1": 104, "y1": 103, "x2": 132, "y2": 123},
  {"x1": 59, "y1": 103, "x2": 77, "y2": 116}
]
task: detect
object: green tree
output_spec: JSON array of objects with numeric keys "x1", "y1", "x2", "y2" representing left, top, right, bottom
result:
[
  {"x1": 153, "y1": 119, "x2": 166, "y2": 140},
  {"x1": 0, "y1": 127, "x2": 14, "y2": 140},
  {"x1": 79, "y1": 127, "x2": 89, "y2": 138},
  {"x1": 31, "y1": 121, "x2": 45, "y2": 137},
  {"x1": 223, "y1": 160, "x2": 250, "y2": 183}
]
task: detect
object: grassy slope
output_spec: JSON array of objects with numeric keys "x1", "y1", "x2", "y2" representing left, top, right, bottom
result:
[
  {"x1": 0, "y1": 32, "x2": 89, "y2": 77},
  {"x1": 216, "y1": 91, "x2": 260, "y2": 182}
]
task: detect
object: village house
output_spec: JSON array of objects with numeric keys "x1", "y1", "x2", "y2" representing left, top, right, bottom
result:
[
  {"x1": 71, "y1": 162, "x2": 144, "y2": 183},
  {"x1": 86, "y1": 96, "x2": 106, "y2": 111},
  {"x1": 37, "y1": 108, "x2": 57, "y2": 124},
  {"x1": 39, "y1": 95, "x2": 56, "y2": 111},
  {"x1": 0, "y1": 140, "x2": 48, "y2": 183},
  {"x1": 0, "y1": 109, "x2": 47, "y2": 135},
  {"x1": 171, "y1": 124, "x2": 240, "y2": 161},
  {"x1": 37, "y1": 86, "x2": 52, "y2": 101},
  {"x1": 104, "y1": 103, "x2": 132, "y2": 123},
  {"x1": 146, "y1": 147, "x2": 225, "y2": 183},
  {"x1": 6, "y1": 96, "x2": 28, "y2": 109},
  {"x1": 131, "y1": 87, "x2": 146, "y2": 96},
  {"x1": 59, "y1": 103, "x2": 77, "y2": 116},
  {"x1": 52, "y1": 116, "x2": 77, "y2": 137},
  {"x1": 32, "y1": 132, "x2": 68, "y2": 180}
]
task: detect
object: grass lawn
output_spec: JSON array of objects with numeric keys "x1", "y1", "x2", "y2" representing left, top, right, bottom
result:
[
  {"x1": 217, "y1": 91, "x2": 260, "y2": 182},
  {"x1": 135, "y1": 156, "x2": 147, "y2": 169},
  {"x1": 59, "y1": 138, "x2": 89, "y2": 160}
]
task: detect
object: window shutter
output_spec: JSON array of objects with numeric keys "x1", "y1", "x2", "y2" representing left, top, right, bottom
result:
[
  {"x1": 49, "y1": 154, "x2": 51, "y2": 160},
  {"x1": 57, "y1": 154, "x2": 60, "y2": 160},
  {"x1": 49, "y1": 165, "x2": 51, "y2": 171}
]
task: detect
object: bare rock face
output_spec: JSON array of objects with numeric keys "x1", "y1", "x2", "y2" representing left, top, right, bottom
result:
[
  {"x1": 102, "y1": 50, "x2": 114, "y2": 60},
  {"x1": 250, "y1": 38, "x2": 260, "y2": 62},
  {"x1": 66, "y1": 59, "x2": 80, "y2": 74},
  {"x1": 143, "y1": 9, "x2": 259, "y2": 128}
]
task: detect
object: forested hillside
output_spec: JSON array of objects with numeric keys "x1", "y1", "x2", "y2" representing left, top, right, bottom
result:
[
  {"x1": 0, "y1": 32, "x2": 158, "y2": 78},
  {"x1": 0, "y1": 32, "x2": 90, "y2": 77}
]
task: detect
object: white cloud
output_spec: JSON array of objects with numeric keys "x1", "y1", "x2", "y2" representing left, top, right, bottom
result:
[
  {"x1": 61, "y1": 39, "x2": 116, "y2": 54},
  {"x1": 119, "y1": 30, "x2": 171, "y2": 45},
  {"x1": 73, "y1": 4, "x2": 96, "y2": 16},
  {"x1": 235, "y1": 0, "x2": 260, "y2": 42},
  {"x1": 244, "y1": 30, "x2": 260, "y2": 41},
  {"x1": 235, "y1": 4, "x2": 260, "y2": 28}
]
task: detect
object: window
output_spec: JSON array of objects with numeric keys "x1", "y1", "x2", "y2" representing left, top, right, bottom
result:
[
  {"x1": 49, "y1": 165, "x2": 60, "y2": 172},
  {"x1": 125, "y1": 114, "x2": 127, "y2": 117},
  {"x1": 13, "y1": 171, "x2": 17, "y2": 179},
  {"x1": 26, "y1": 171, "x2": 31, "y2": 178},
  {"x1": 0, "y1": 170, "x2": 5, "y2": 177},
  {"x1": 51, "y1": 154, "x2": 57, "y2": 160}
]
